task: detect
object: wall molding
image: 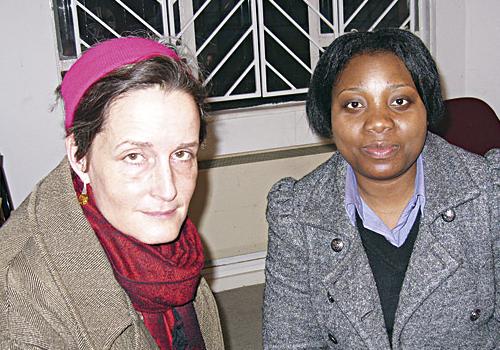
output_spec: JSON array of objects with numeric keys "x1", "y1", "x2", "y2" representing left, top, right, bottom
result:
[
  {"x1": 202, "y1": 251, "x2": 266, "y2": 293},
  {"x1": 198, "y1": 143, "x2": 336, "y2": 170}
]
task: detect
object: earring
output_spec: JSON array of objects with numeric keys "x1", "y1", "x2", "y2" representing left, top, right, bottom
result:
[{"x1": 78, "y1": 181, "x2": 89, "y2": 206}]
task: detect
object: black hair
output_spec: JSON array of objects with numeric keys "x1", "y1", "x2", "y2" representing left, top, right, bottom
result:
[{"x1": 306, "y1": 28, "x2": 445, "y2": 138}]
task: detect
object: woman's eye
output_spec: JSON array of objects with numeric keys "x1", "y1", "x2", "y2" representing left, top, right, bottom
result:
[
  {"x1": 345, "y1": 101, "x2": 363, "y2": 109},
  {"x1": 391, "y1": 98, "x2": 409, "y2": 106},
  {"x1": 124, "y1": 153, "x2": 145, "y2": 164},
  {"x1": 173, "y1": 150, "x2": 193, "y2": 161}
]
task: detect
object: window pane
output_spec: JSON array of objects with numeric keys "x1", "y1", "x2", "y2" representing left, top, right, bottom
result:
[
  {"x1": 77, "y1": 0, "x2": 164, "y2": 49},
  {"x1": 262, "y1": 0, "x2": 311, "y2": 92},
  {"x1": 53, "y1": 0, "x2": 77, "y2": 58},
  {"x1": 192, "y1": 0, "x2": 257, "y2": 98}
]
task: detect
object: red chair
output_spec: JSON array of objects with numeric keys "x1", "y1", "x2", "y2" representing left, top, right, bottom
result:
[{"x1": 437, "y1": 97, "x2": 500, "y2": 155}]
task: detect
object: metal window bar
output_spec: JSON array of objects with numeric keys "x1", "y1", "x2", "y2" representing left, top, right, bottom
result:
[
  {"x1": 368, "y1": 0, "x2": 399, "y2": 31},
  {"x1": 343, "y1": 0, "x2": 368, "y2": 29},
  {"x1": 339, "y1": 0, "x2": 413, "y2": 34},
  {"x1": 76, "y1": 2, "x2": 122, "y2": 38},
  {"x1": 113, "y1": 0, "x2": 163, "y2": 37}
]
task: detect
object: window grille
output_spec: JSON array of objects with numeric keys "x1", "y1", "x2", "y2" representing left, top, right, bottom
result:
[{"x1": 53, "y1": 0, "x2": 419, "y2": 105}]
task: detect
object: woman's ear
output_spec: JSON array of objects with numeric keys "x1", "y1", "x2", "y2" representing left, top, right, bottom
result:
[{"x1": 65, "y1": 134, "x2": 90, "y2": 184}]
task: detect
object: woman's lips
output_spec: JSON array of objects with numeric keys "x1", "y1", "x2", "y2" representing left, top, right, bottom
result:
[
  {"x1": 361, "y1": 143, "x2": 399, "y2": 159},
  {"x1": 142, "y1": 208, "x2": 177, "y2": 218}
]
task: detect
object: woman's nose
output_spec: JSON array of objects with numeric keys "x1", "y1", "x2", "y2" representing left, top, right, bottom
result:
[
  {"x1": 364, "y1": 106, "x2": 395, "y2": 134},
  {"x1": 151, "y1": 161, "x2": 177, "y2": 201}
]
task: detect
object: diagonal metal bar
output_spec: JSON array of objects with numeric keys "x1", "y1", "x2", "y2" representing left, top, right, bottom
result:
[
  {"x1": 76, "y1": 1, "x2": 121, "y2": 38},
  {"x1": 176, "y1": 0, "x2": 213, "y2": 38},
  {"x1": 112, "y1": 0, "x2": 163, "y2": 37},
  {"x1": 400, "y1": 15, "x2": 410, "y2": 29},
  {"x1": 203, "y1": 26, "x2": 253, "y2": 84},
  {"x1": 225, "y1": 62, "x2": 255, "y2": 96},
  {"x1": 195, "y1": 0, "x2": 246, "y2": 56},
  {"x1": 80, "y1": 38, "x2": 90, "y2": 48},
  {"x1": 264, "y1": 27, "x2": 312, "y2": 74},
  {"x1": 369, "y1": 0, "x2": 399, "y2": 31},
  {"x1": 266, "y1": 62, "x2": 296, "y2": 90},
  {"x1": 268, "y1": 0, "x2": 324, "y2": 52},
  {"x1": 301, "y1": 0, "x2": 335, "y2": 32},
  {"x1": 344, "y1": 0, "x2": 369, "y2": 28}
]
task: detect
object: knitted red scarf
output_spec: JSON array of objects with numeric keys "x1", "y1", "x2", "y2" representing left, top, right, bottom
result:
[{"x1": 75, "y1": 178, "x2": 206, "y2": 349}]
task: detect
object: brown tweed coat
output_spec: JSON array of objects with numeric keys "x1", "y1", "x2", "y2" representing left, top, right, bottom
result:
[{"x1": 0, "y1": 158, "x2": 224, "y2": 349}]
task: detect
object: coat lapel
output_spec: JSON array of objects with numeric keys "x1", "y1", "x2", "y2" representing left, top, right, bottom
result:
[
  {"x1": 33, "y1": 159, "x2": 156, "y2": 349},
  {"x1": 392, "y1": 133, "x2": 481, "y2": 344},
  {"x1": 299, "y1": 155, "x2": 390, "y2": 349}
]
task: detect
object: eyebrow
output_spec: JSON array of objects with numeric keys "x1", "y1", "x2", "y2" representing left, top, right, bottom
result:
[
  {"x1": 336, "y1": 83, "x2": 413, "y2": 95},
  {"x1": 176, "y1": 141, "x2": 199, "y2": 149},
  {"x1": 115, "y1": 141, "x2": 154, "y2": 149},
  {"x1": 115, "y1": 140, "x2": 200, "y2": 150}
]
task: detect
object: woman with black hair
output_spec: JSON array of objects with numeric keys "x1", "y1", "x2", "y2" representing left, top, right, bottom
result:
[{"x1": 263, "y1": 28, "x2": 499, "y2": 349}]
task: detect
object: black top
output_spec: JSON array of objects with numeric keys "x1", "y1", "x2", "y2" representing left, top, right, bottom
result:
[{"x1": 356, "y1": 211, "x2": 421, "y2": 344}]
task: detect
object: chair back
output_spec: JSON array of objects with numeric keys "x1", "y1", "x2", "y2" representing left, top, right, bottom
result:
[{"x1": 436, "y1": 97, "x2": 500, "y2": 155}]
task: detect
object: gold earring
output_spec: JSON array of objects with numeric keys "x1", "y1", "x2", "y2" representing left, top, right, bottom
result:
[{"x1": 78, "y1": 181, "x2": 89, "y2": 206}]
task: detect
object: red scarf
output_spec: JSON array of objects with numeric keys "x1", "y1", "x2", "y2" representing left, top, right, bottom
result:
[{"x1": 75, "y1": 177, "x2": 206, "y2": 349}]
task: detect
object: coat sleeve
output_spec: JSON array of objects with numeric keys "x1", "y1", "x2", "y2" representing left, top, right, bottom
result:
[
  {"x1": 485, "y1": 149, "x2": 500, "y2": 345},
  {"x1": 263, "y1": 178, "x2": 326, "y2": 349}
]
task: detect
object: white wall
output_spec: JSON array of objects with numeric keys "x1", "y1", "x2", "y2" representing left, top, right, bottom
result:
[
  {"x1": 431, "y1": 0, "x2": 500, "y2": 116},
  {"x1": 432, "y1": 0, "x2": 467, "y2": 99},
  {"x1": 464, "y1": 0, "x2": 500, "y2": 115},
  {"x1": 0, "y1": 0, "x2": 65, "y2": 206}
]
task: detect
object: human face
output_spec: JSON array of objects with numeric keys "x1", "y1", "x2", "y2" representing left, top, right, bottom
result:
[
  {"x1": 331, "y1": 52, "x2": 427, "y2": 184},
  {"x1": 84, "y1": 87, "x2": 200, "y2": 244}
]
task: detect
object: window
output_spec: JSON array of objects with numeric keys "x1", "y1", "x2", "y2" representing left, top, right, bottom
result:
[{"x1": 53, "y1": 0, "x2": 421, "y2": 108}]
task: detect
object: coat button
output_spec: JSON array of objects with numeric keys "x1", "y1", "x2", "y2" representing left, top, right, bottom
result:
[
  {"x1": 442, "y1": 208, "x2": 456, "y2": 222},
  {"x1": 328, "y1": 332, "x2": 338, "y2": 344},
  {"x1": 470, "y1": 309, "x2": 481, "y2": 321},
  {"x1": 327, "y1": 291, "x2": 334, "y2": 303},
  {"x1": 330, "y1": 238, "x2": 344, "y2": 252}
]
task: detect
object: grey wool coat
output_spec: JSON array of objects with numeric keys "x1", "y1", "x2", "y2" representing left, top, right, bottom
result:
[
  {"x1": 263, "y1": 132, "x2": 499, "y2": 349},
  {"x1": 0, "y1": 158, "x2": 224, "y2": 349}
]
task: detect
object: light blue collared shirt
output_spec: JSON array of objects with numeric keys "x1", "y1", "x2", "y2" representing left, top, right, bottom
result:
[{"x1": 344, "y1": 155, "x2": 426, "y2": 247}]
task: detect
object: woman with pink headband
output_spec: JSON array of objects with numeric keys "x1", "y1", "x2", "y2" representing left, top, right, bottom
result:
[{"x1": 0, "y1": 37, "x2": 224, "y2": 349}]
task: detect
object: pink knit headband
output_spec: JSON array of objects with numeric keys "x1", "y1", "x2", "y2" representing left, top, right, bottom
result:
[{"x1": 61, "y1": 37, "x2": 180, "y2": 130}]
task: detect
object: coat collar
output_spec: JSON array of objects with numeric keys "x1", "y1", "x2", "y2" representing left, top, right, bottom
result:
[
  {"x1": 295, "y1": 132, "x2": 481, "y2": 348},
  {"x1": 391, "y1": 133, "x2": 480, "y2": 346},
  {"x1": 30, "y1": 158, "x2": 155, "y2": 349}
]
